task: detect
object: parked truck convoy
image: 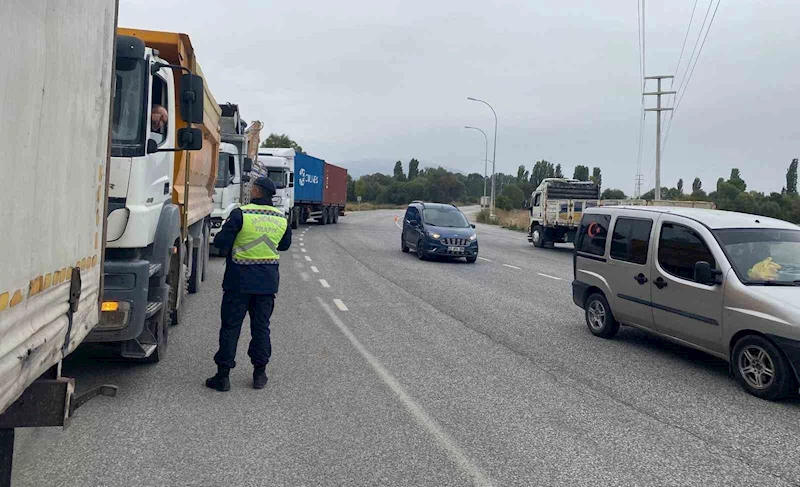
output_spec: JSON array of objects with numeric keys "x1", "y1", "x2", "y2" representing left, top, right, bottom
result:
[
  {"x1": 526, "y1": 178, "x2": 716, "y2": 248},
  {"x1": 255, "y1": 149, "x2": 348, "y2": 228},
  {"x1": 1, "y1": 7, "x2": 219, "y2": 477}
]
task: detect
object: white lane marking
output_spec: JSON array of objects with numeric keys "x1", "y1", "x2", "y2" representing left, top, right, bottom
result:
[
  {"x1": 310, "y1": 266, "x2": 319, "y2": 273},
  {"x1": 316, "y1": 298, "x2": 495, "y2": 487},
  {"x1": 300, "y1": 272, "x2": 310, "y2": 281},
  {"x1": 300, "y1": 243, "x2": 305, "y2": 246},
  {"x1": 537, "y1": 272, "x2": 562, "y2": 281},
  {"x1": 477, "y1": 257, "x2": 492, "y2": 262},
  {"x1": 319, "y1": 279, "x2": 330, "y2": 288},
  {"x1": 502, "y1": 264, "x2": 522, "y2": 270},
  {"x1": 292, "y1": 254, "x2": 300, "y2": 260},
  {"x1": 301, "y1": 248, "x2": 307, "y2": 253},
  {"x1": 300, "y1": 238, "x2": 304, "y2": 241},
  {"x1": 333, "y1": 299, "x2": 349, "y2": 311},
  {"x1": 305, "y1": 256, "x2": 312, "y2": 262}
]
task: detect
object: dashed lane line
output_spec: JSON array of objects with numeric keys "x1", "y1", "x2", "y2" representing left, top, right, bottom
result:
[
  {"x1": 310, "y1": 266, "x2": 319, "y2": 273},
  {"x1": 333, "y1": 299, "x2": 348, "y2": 311},
  {"x1": 300, "y1": 272, "x2": 310, "y2": 281},
  {"x1": 502, "y1": 264, "x2": 522, "y2": 270},
  {"x1": 301, "y1": 248, "x2": 307, "y2": 253},
  {"x1": 537, "y1": 272, "x2": 563, "y2": 281},
  {"x1": 319, "y1": 279, "x2": 330, "y2": 288},
  {"x1": 316, "y1": 298, "x2": 495, "y2": 487},
  {"x1": 477, "y1": 257, "x2": 492, "y2": 262},
  {"x1": 305, "y1": 256, "x2": 312, "y2": 262}
]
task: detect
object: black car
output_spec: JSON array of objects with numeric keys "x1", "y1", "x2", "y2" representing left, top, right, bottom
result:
[{"x1": 401, "y1": 202, "x2": 478, "y2": 263}]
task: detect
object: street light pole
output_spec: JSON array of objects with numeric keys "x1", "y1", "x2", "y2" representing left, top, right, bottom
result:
[
  {"x1": 467, "y1": 97, "x2": 497, "y2": 217},
  {"x1": 464, "y1": 126, "x2": 488, "y2": 205}
]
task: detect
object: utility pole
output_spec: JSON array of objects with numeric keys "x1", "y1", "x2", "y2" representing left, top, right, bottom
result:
[
  {"x1": 644, "y1": 75, "x2": 674, "y2": 201},
  {"x1": 634, "y1": 173, "x2": 644, "y2": 199}
]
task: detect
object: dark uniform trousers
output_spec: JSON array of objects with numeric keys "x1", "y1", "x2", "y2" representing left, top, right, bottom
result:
[{"x1": 214, "y1": 291, "x2": 275, "y2": 370}]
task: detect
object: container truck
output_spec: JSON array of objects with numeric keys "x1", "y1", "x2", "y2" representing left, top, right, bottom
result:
[
  {"x1": 86, "y1": 28, "x2": 218, "y2": 359},
  {"x1": 0, "y1": 1, "x2": 121, "y2": 480},
  {"x1": 525, "y1": 178, "x2": 716, "y2": 248},
  {"x1": 210, "y1": 103, "x2": 258, "y2": 252},
  {"x1": 255, "y1": 149, "x2": 347, "y2": 228}
]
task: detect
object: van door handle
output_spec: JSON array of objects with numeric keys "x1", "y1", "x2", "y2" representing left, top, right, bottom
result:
[
  {"x1": 634, "y1": 273, "x2": 648, "y2": 285},
  {"x1": 654, "y1": 277, "x2": 668, "y2": 289}
]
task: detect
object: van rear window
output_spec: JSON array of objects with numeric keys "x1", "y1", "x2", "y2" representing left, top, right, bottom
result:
[{"x1": 577, "y1": 214, "x2": 610, "y2": 256}]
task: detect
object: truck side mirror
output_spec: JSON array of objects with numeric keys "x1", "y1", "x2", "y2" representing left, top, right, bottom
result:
[
  {"x1": 243, "y1": 157, "x2": 253, "y2": 173},
  {"x1": 179, "y1": 74, "x2": 205, "y2": 123},
  {"x1": 177, "y1": 128, "x2": 202, "y2": 151},
  {"x1": 694, "y1": 261, "x2": 714, "y2": 285},
  {"x1": 146, "y1": 139, "x2": 158, "y2": 154},
  {"x1": 241, "y1": 175, "x2": 251, "y2": 183},
  {"x1": 523, "y1": 199, "x2": 530, "y2": 209},
  {"x1": 288, "y1": 173, "x2": 295, "y2": 188}
]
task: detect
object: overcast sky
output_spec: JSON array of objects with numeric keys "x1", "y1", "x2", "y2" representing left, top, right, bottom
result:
[{"x1": 120, "y1": 0, "x2": 799, "y2": 195}]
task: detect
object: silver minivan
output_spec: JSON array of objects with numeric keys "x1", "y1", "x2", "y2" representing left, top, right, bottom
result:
[{"x1": 572, "y1": 206, "x2": 800, "y2": 400}]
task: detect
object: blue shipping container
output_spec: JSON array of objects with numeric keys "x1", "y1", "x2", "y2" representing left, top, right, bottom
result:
[{"x1": 294, "y1": 153, "x2": 324, "y2": 204}]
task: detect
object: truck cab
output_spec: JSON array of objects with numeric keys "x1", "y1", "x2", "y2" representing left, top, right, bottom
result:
[
  {"x1": 256, "y1": 148, "x2": 295, "y2": 220},
  {"x1": 527, "y1": 178, "x2": 600, "y2": 248},
  {"x1": 211, "y1": 142, "x2": 252, "y2": 246}
]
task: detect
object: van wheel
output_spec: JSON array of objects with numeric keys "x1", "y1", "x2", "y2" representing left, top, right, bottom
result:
[
  {"x1": 401, "y1": 234, "x2": 410, "y2": 253},
  {"x1": 732, "y1": 335, "x2": 795, "y2": 400},
  {"x1": 532, "y1": 225, "x2": 545, "y2": 248},
  {"x1": 416, "y1": 239, "x2": 426, "y2": 260},
  {"x1": 466, "y1": 255, "x2": 477, "y2": 263},
  {"x1": 585, "y1": 293, "x2": 619, "y2": 338}
]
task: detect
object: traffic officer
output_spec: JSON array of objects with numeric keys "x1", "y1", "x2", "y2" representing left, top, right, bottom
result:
[{"x1": 206, "y1": 177, "x2": 291, "y2": 391}]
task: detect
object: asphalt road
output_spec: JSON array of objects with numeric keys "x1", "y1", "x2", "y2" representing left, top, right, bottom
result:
[{"x1": 12, "y1": 207, "x2": 800, "y2": 486}]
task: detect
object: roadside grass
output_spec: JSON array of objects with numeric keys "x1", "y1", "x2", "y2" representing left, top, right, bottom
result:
[
  {"x1": 475, "y1": 209, "x2": 529, "y2": 233},
  {"x1": 345, "y1": 203, "x2": 407, "y2": 212}
]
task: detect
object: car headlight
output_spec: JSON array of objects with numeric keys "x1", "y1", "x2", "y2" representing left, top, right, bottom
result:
[
  {"x1": 469, "y1": 234, "x2": 477, "y2": 241},
  {"x1": 428, "y1": 231, "x2": 440, "y2": 239}
]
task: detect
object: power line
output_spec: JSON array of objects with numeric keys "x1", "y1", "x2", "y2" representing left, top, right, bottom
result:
[
  {"x1": 666, "y1": 0, "x2": 700, "y2": 116},
  {"x1": 663, "y1": 0, "x2": 722, "y2": 151}
]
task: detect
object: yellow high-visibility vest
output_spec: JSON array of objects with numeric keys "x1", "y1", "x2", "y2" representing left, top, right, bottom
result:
[{"x1": 231, "y1": 204, "x2": 287, "y2": 265}]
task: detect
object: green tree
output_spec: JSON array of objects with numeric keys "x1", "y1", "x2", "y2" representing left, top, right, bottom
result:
[
  {"x1": 495, "y1": 195, "x2": 514, "y2": 211},
  {"x1": 692, "y1": 177, "x2": 702, "y2": 193},
  {"x1": 590, "y1": 167, "x2": 602, "y2": 189},
  {"x1": 346, "y1": 174, "x2": 356, "y2": 201},
  {"x1": 393, "y1": 160, "x2": 406, "y2": 181},
  {"x1": 733, "y1": 192, "x2": 756, "y2": 214},
  {"x1": 408, "y1": 158, "x2": 420, "y2": 181},
  {"x1": 530, "y1": 160, "x2": 555, "y2": 188},
  {"x1": 554, "y1": 164, "x2": 564, "y2": 178},
  {"x1": 573, "y1": 165, "x2": 590, "y2": 181},
  {"x1": 786, "y1": 158, "x2": 798, "y2": 195},
  {"x1": 501, "y1": 184, "x2": 526, "y2": 209},
  {"x1": 728, "y1": 168, "x2": 747, "y2": 192},
  {"x1": 677, "y1": 179, "x2": 684, "y2": 195},
  {"x1": 601, "y1": 188, "x2": 626, "y2": 200},
  {"x1": 260, "y1": 133, "x2": 303, "y2": 153},
  {"x1": 516, "y1": 165, "x2": 529, "y2": 183}
]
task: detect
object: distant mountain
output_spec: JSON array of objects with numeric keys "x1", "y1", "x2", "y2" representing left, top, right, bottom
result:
[{"x1": 338, "y1": 159, "x2": 467, "y2": 179}]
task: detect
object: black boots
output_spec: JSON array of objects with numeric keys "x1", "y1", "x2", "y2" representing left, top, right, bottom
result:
[
  {"x1": 253, "y1": 367, "x2": 268, "y2": 389},
  {"x1": 205, "y1": 368, "x2": 231, "y2": 392}
]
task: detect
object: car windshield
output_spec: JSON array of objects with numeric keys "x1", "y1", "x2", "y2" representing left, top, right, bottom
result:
[
  {"x1": 422, "y1": 208, "x2": 470, "y2": 228},
  {"x1": 715, "y1": 228, "x2": 800, "y2": 285}
]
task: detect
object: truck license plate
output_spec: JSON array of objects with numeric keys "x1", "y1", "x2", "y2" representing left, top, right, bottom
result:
[{"x1": 447, "y1": 246, "x2": 464, "y2": 253}]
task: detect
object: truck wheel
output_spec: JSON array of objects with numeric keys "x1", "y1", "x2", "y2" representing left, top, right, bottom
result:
[
  {"x1": 532, "y1": 225, "x2": 545, "y2": 248},
  {"x1": 291, "y1": 208, "x2": 299, "y2": 229},
  {"x1": 201, "y1": 222, "x2": 210, "y2": 282},
  {"x1": 188, "y1": 242, "x2": 201, "y2": 294},
  {"x1": 144, "y1": 286, "x2": 170, "y2": 363},
  {"x1": 320, "y1": 208, "x2": 328, "y2": 225},
  {"x1": 168, "y1": 248, "x2": 185, "y2": 326},
  {"x1": 332, "y1": 208, "x2": 339, "y2": 224},
  {"x1": 732, "y1": 335, "x2": 796, "y2": 400}
]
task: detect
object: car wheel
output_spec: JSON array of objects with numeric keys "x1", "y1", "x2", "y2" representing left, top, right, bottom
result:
[
  {"x1": 532, "y1": 225, "x2": 545, "y2": 248},
  {"x1": 416, "y1": 239, "x2": 426, "y2": 260},
  {"x1": 585, "y1": 293, "x2": 619, "y2": 338},
  {"x1": 732, "y1": 335, "x2": 795, "y2": 400},
  {"x1": 401, "y1": 234, "x2": 410, "y2": 253}
]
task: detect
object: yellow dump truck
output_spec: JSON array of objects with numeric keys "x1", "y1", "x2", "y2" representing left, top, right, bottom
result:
[{"x1": 86, "y1": 28, "x2": 220, "y2": 359}]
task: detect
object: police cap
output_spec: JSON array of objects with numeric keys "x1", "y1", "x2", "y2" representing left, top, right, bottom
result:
[{"x1": 253, "y1": 177, "x2": 276, "y2": 196}]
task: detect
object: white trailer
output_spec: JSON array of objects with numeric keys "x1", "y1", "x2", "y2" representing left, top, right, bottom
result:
[{"x1": 0, "y1": 0, "x2": 119, "y2": 480}]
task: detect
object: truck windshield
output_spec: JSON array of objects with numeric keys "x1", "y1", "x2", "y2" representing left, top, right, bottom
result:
[
  {"x1": 423, "y1": 208, "x2": 470, "y2": 228},
  {"x1": 111, "y1": 58, "x2": 146, "y2": 155},
  {"x1": 715, "y1": 228, "x2": 800, "y2": 285},
  {"x1": 267, "y1": 169, "x2": 284, "y2": 186},
  {"x1": 216, "y1": 153, "x2": 231, "y2": 188}
]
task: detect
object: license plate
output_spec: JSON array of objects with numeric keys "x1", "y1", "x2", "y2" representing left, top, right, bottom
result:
[{"x1": 447, "y1": 246, "x2": 464, "y2": 253}]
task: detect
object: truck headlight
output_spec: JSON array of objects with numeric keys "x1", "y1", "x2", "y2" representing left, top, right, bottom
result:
[{"x1": 98, "y1": 301, "x2": 131, "y2": 331}]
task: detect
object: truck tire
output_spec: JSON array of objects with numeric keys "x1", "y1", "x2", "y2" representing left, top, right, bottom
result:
[
  {"x1": 333, "y1": 209, "x2": 339, "y2": 223},
  {"x1": 532, "y1": 225, "x2": 545, "y2": 248},
  {"x1": 291, "y1": 208, "x2": 299, "y2": 229},
  {"x1": 319, "y1": 208, "x2": 328, "y2": 225},
  {"x1": 188, "y1": 244, "x2": 201, "y2": 294},
  {"x1": 168, "y1": 245, "x2": 185, "y2": 326},
  {"x1": 201, "y1": 222, "x2": 210, "y2": 282},
  {"x1": 144, "y1": 286, "x2": 170, "y2": 363}
]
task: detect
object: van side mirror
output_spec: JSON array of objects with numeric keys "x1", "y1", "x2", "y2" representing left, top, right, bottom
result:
[
  {"x1": 177, "y1": 128, "x2": 203, "y2": 151},
  {"x1": 146, "y1": 139, "x2": 158, "y2": 154},
  {"x1": 243, "y1": 157, "x2": 253, "y2": 173},
  {"x1": 694, "y1": 261, "x2": 714, "y2": 285},
  {"x1": 179, "y1": 74, "x2": 205, "y2": 123},
  {"x1": 471, "y1": 224, "x2": 476, "y2": 228}
]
